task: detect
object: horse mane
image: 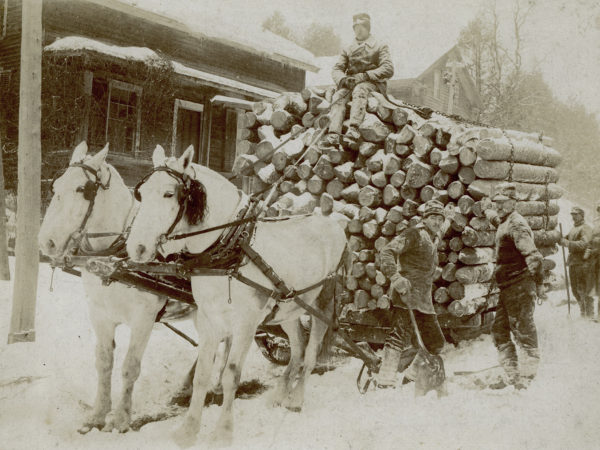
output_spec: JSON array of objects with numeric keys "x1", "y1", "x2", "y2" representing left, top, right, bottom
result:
[{"x1": 184, "y1": 178, "x2": 207, "y2": 226}]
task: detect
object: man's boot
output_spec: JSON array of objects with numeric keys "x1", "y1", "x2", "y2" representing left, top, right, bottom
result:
[{"x1": 376, "y1": 344, "x2": 401, "y2": 388}]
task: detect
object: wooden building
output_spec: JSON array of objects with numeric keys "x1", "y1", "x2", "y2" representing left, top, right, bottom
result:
[
  {"x1": 387, "y1": 46, "x2": 482, "y2": 121},
  {"x1": 0, "y1": 0, "x2": 317, "y2": 188}
]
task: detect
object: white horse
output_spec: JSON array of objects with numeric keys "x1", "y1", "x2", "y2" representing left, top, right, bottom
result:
[
  {"x1": 39, "y1": 142, "x2": 168, "y2": 433},
  {"x1": 126, "y1": 144, "x2": 348, "y2": 446}
]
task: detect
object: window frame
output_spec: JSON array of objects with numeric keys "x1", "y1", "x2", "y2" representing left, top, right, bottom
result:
[{"x1": 105, "y1": 79, "x2": 142, "y2": 155}]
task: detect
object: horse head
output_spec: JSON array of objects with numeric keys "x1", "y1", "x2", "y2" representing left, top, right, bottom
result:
[
  {"x1": 127, "y1": 144, "x2": 240, "y2": 262},
  {"x1": 39, "y1": 142, "x2": 129, "y2": 257}
]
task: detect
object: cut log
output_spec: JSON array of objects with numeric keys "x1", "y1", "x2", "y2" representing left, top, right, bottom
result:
[
  {"x1": 447, "y1": 181, "x2": 465, "y2": 200},
  {"x1": 434, "y1": 286, "x2": 451, "y2": 304},
  {"x1": 476, "y1": 138, "x2": 561, "y2": 167},
  {"x1": 363, "y1": 220, "x2": 380, "y2": 239},
  {"x1": 359, "y1": 206, "x2": 375, "y2": 223},
  {"x1": 534, "y1": 229, "x2": 561, "y2": 247},
  {"x1": 473, "y1": 160, "x2": 559, "y2": 184},
  {"x1": 386, "y1": 205, "x2": 404, "y2": 223},
  {"x1": 302, "y1": 112, "x2": 316, "y2": 128},
  {"x1": 354, "y1": 169, "x2": 372, "y2": 188},
  {"x1": 419, "y1": 122, "x2": 439, "y2": 138},
  {"x1": 448, "y1": 296, "x2": 488, "y2": 317},
  {"x1": 461, "y1": 227, "x2": 496, "y2": 247},
  {"x1": 370, "y1": 284, "x2": 385, "y2": 300},
  {"x1": 457, "y1": 195, "x2": 475, "y2": 215},
  {"x1": 436, "y1": 129, "x2": 451, "y2": 148},
  {"x1": 413, "y1": 134, "x2": 434, "y2": 158},
  {"x1": 449, "y1": 237, "x2": 464, "y2": 252},
  {"x1": 432, "y1": 189, "x2": 449, "y2": 204},
  {"x1": 334, "y1": 161, "x2": 355, "y2": 183},
  {"x1": 406, "y1": 160, "x2": 434, "y2": 188},
  {"x1": 254, "y1": 101, "x2": 274, "y2": 124},
  {"x1": 392, "y1": 109, "x2": 409, "y2": 128},
  {"x1": 359, "y1": 142, "x2": 379, "y2": 158},
  {"x1": 256, "y1": 163, "x2": 280, "y2": 185},
  {"x1": 374, "y1": 207, "x2": 388, "y2": 224},
  {"x1": 341, "y1": 183, "x2": 361, "y2": 203},
  {"x1": 358, "y1": 186, "x2": 382, "y2": 208},
  {"x1": 348, "y1": 235, "x2": 366, "y2": 252},
  {"x1": 469, "y1": 217, "x2": 494, "y2": 231},
  {"x1": 304, "y1": 146, "x2": 322, "y2": 165},
  {"x1": 256, "y1": 125, "x2": 281, "y2": 161},
  {"x1": 271, "y1": 110, "x2": 297, "y2": 132},
  {"x1": 457, "y1": 167, "x2": 476, "y2": 185},
  {"x1": 365, "y1": 263, "x2": 378, "y2": 280},
  {"x1": 346, "y1": 276, "x2": 359, "y2": 291},
  {"x1": 420, "y1": 185, "x2": 436, "y2": 202},
  {"x1": 448, "y1": 282, "x2": 490, "y2": 301},
  {"x1": 371, "y1": 171, "x2": 388, "y2": 188},
  {"x1": 390, "y1": 170, "x2": 406, "y2": 187},
  {"x1": 442, "y1": 262, "x2": 457, "y2": 282},
  {"x1": 400, "y1": 184, "x2": 417, "y2": 201},
  {"x1": 438, "y1": 154, "x2": 459, "y2": 174},
  {"x1": 354, "y1": 290, "x2": 370, "y2": 309},
  {"x1": 515, "y1": 201, "x2": 560, "y2": 217},
  {"x1": 294, "y1": 179, "x2": 307, "y2": 194},
  {"x1": 243, "y1": 111, "x2": 259, "y2": 129},
  {"x1": 237, "y1": 140, "x2": 256, "y2": 156},
  {"x1": 296, "y1": 160, "x2": 313, "y2": 180},
  {"x1": 377, "y1": 295, "x2": 391, "y2": 310},
  {"x1": 359, "y1": 113, "x2": 394, "y2": 143},
  {"x1": 374, "y1": 237, "x2": 391, "y2": 252},
  {"x1": 396, "y1": 124, "x2": 416, "y2": 144},
  {"x1": 458, "y1": 146, "x2": 477, "y2": 166},
  {"x1": 402, "y1": 199, "x2": 419, "y2": 217},
  {"x1": 307, "y1": 174, "x2": 325, "y2": 195},
  {"x1": 448, "y1": 251, "x2": 459, "y2": 264},
  {"x1": 381, "y1": 220, "x2": 396, "y2": 236},
  {"x1": 526, "y1": 215, "x2": 558, "y2": 231},
  {"x1": 273, "y1": 92, "x2": 308, "y2": 116},
  {"x1": 283, "y1": 165, "x2": 300, "y2": 181},
  {"x1": 326, "y1": 179, "x2": 345, "y2": 200},
  {"x1": 383, "y1": 185, "x2": 401, "y2": 206},
  {"x1": 458, "y1": 247, "x2": 495, "y2": 265},
  {"x1": 313, "y1": 155, "x2": 334, "y2": 181},
  {"x1": 432, "y1": 170, "x2": 452, "y2": 189},
  {"x1": 455, "y1": 263, "x2": 495, "y2": 284},
  {"x1": 232, "y1": 154, "x2": 259, "y2": 176},
  {"x1": 450, "y1": 213, "x2": 468, "y2": 232},
  {"x1": 467, "y1": 180, "x2": 563, "y2": 201},
  {"x1": 429, "y1": 148, "x2": 444, "y2": 166}
]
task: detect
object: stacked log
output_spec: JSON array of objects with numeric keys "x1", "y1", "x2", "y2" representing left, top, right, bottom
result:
[{"x1": 234, "y1": 90, "x2": 563, "y2": 326}]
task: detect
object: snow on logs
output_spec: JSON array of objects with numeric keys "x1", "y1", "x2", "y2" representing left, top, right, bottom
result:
[{"x1": 234, "y1": 90, "x2": 563, "y2": 322}]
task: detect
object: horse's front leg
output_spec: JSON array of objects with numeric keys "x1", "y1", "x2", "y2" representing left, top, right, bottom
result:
[
  {"x1": 172, "y1": 319, "x2": 220, "y2": 448},
  {"x1": 274, "y1": 319, "x2": 306, "y2": 410},
  {"x1": 103, "y1": 312, "x2": 156, "y2": 433},
  {"x1": 211, "y1": 320, "x2": 256, "y2": 446},
  {"x1": 79, "y1": 313, "x2": 116, "y2": 434}
]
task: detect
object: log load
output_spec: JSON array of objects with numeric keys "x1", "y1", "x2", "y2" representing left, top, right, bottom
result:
[{"x1": 233, "y1": 89, "x2": 563, "y2": 324}]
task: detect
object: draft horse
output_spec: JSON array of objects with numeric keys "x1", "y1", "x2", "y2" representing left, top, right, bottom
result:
[
  {"x1": 39, "y1": 142, "x2": 169, "y2": 433},
  {"x1": 126, "y1": 145, "x2": 348, "y2": 446}
]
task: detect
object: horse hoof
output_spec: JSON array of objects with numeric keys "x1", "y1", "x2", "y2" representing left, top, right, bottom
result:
[
  {"x1": 78, "y1": 424, "x2": 98, "y2": 434},
  {"x1": 285, "y1": 405, "x2": 302, "y2": 413},
  {"x1": 172, "y1": 426, "x2": 197, "y2": 449}
]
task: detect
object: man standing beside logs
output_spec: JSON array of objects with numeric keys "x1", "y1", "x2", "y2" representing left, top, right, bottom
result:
[
  {"x1": 375, "y1": 200, "x2": 448, "y2": 388},
  {"x1": 328, "y1": 13, "x2": 394, "y2": 148},
  {"x1": 587, "y1": 203, "x2": 600, "y2": 320},
  {"x1": 560, "y1": 206, "x2": 594, "y2": 318},
  {"x1": 485, "y1": 183, "x2": 543, "y2": 389}
]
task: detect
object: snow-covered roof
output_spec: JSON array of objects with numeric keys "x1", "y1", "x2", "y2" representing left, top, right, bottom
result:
[
  {"x1": 45, "y1": 36, "x2": 279, "y2": 98},
  {"x1": 85, "y1": 0, "x2": 318, "y2": 72}
]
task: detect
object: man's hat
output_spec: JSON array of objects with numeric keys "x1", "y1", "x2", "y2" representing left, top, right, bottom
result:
[
  {"x1": 492, "y1": 182, "x2": 517, "y2": 201},
  {"x1": 353, "y1": 13, "x2": 371, "y2": 29},
  {"x1": 571, "y1": 206, "x2": 584, "y2": 216},
  {"x1": 423, "y1": 200, "x2": 445, "y2": 218}
]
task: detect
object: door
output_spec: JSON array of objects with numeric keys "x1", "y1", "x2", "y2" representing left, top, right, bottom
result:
[{"x1": 172, "y1": 99, "x2": 204, "y2": 158}]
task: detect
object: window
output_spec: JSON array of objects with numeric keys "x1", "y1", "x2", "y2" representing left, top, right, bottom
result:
[
  {"x1": 433, "y1": 70, "x2": 441, "y2": 99},
  {"x1": 105, "y1": 80, "x2": 142, "y2": 154}
]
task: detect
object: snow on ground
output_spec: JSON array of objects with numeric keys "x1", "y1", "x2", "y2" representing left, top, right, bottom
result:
[{"x1": 1, "y1": 257, "x2": 600, "y2": 450}]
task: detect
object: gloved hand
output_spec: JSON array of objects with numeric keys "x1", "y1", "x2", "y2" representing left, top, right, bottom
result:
[
  {"x1": 340, "y1": 76, "x2": 356, "y2": 90},
  {"x1": 484, "y1": 208, "x2": 500, "y2": 227},
  {"x1": 559, "y1": 237, "x2": 569, "y2": 247},
  {"x1": 354, "y1": 72, "x2": 369, "y2": 84},
  {"x1": 526, "y1": 256, "x2": 544, "y2": 284},
  {"x1": 390, "y1": 273, "x2": 411, "y2": 295},
  {"x1": 583, "y1": 248, "x2": 591, "y2": 260}
]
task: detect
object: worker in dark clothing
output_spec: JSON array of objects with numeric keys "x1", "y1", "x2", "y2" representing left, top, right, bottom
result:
[
  {"x1": 586, "y1": 203, "x2": 600, "y2": 319},
  {"x1": 375, "y1": 200, "x2": 448, "y2": 388},
  {"x1": 485, "y1": 183, "x2": 544, "y2": 390},
  {"x1": 560, "y1": 206, "x2": 594, "y2": 318},
  {"x1": 328, "y1": 13, "x2": 394, "y2": 148}
]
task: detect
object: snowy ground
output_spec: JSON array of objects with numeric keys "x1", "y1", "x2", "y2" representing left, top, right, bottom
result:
[{"x1": 1, "y1": 257, "x2": 599, "y2": 450}]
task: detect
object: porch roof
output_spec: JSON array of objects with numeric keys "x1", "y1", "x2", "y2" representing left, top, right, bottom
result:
[{"x1": 45, "y1": 36, "x2": 279, "y2": 99}]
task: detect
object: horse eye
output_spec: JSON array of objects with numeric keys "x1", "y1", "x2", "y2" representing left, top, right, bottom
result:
[{"x1": 164, "y1": 192, "x2": 174, "y2": 198}]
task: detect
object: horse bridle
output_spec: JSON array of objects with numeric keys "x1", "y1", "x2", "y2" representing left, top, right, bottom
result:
[
  {"x1": 51, "y1": 162, "x2": 112, "y2": 253},
  {"x1": 133, "y1": 166, "x2": 192, "y2": 246}
]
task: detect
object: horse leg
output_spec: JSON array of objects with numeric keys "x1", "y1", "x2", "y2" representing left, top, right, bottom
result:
[
  {"x1": 103, "y1": 313, "x2": 156, "y2": 433},
  {"x1": 210, "y1": 322, "x2": 255, "y2": 446},
  {"x1": 285, "y1": 298, "x2": 332, "y2": 412},
  {"x1": 276, "y1": 319, "x2": 307, "y2": 411},
  {"x1": 79, "y1": 314, "x2": 116, "y2": 434},
  {"x1": 172, "y1": 324, "x2": 220, "y2": 448}
]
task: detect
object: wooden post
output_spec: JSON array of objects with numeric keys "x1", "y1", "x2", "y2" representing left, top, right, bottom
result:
[
  {"x1": 8, "y1": 0, "x2": 43, "y2": 344},
  {"x1": 0, "y1": 110, "x2": 10, "y2": 281}
]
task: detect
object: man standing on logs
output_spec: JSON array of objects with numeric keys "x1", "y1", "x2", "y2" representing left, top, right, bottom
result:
[
  {"x1": 328, "y1": 13, "x2": 394, "y2": 148},
  {"x1": 376, "y1": 200, "x2": 448, "y2": 388},
  {"x1": 485, "y1": 183, "x2": 543, "y2": 389},
  {"x1": 560, "y1": 206, "x2": 594, "y2": 318}
]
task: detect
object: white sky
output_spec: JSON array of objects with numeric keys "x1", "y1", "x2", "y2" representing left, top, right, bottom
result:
[{"x1": 133, "y1": 0, "x2": 600, "y2": 118}]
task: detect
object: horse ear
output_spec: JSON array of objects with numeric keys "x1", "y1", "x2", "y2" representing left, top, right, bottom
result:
[
  {"x1": 179, "y1": 145, "x2": 195, "y2": 171},
  {"x1": 70, "y1": 141, "x2": 88, "y2": 164},
  {"x1": 87, "y1": 143, "x2": 109, "y2": 169},
  {"x1": 152, "y1": 145, "x2": 166, "y2": 167}
]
